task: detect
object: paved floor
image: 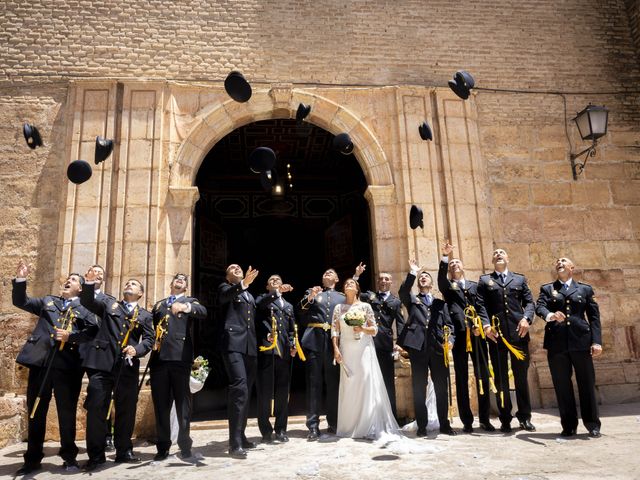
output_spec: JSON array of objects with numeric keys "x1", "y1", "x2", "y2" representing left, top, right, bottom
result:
[{"x1": 1, "y1": 403, "x2": 639, "y2": 479}]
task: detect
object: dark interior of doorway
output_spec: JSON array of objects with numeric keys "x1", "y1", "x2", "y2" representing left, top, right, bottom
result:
[{"x1": 191, "y1": 119, "x2": 374, "y2": 420}]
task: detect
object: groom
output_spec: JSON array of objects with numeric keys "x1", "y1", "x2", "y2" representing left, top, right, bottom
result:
[
  {"x1": 398, "y1": 259, "x2": 456, "y2": 437},
  {"x1": 299, "y1": 269, "x2": 344, "y2": 440}
]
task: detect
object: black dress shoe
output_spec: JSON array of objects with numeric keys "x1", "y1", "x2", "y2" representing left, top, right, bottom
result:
[
  {"x1": 462, "y1": 424, "x2": 474, "y2": 433},
  {"x1": 500, "y1": 423, "x2": 512, "y2": 433},
  {"x1": 588, "y1": 428, "x2": 601, "y2": 438},
  {"x1": 307, "y1": 428, "x2": 320, "y2": 441},
  {"x1": 83, "y1": 458, "x2": 106, "y2": 472},
  {"x1": 16, "y1": 463, "x2": 41, "y2": 475},
  {"x1": 560, "y1": 428, "x2": 577, "y2": 437},
  {"x1": 326, "y1": 426, "x2": 336, "y2": 434},
  {"x1": 439, "y1": 426, "x2": 457, "y2": 436},
  {"x1": 154, "y1": 451, "x2": 170, "y2": 461},
  {"x1": 241, "y1": 439, "x2": 257, "y2": 449},
  {"x1": 115, "y1": 450, "x2": 141, "y2": 463},
  {"x1": 179, "y1": 450, "x2": 192, "y2": 459},
  {"x1": 416, "y1": 428, "x2": 427, "y2": 437},
  {"x1": 262, "y1": 433, "x2": 274, "y2": 443},
  {"x1": 275, "y1": 431, "x2": 289, "y2": 442},
  {"x1": 519, "y1": 420, "x2": 536, "y2": 432},
  {"x1": 479, "y1": 422, "x2": 496, "y2": 432},
  {"x1": 229, "y1": 447, "x2": 247, "y2": 458}
]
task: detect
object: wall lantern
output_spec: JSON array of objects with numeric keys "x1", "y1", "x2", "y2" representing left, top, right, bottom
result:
[{"x1": 570, "y1": 104, "x2": 608, "y2": 180}]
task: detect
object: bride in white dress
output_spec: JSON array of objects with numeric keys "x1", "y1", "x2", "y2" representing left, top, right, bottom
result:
[{"x1": 331, "y1": 278, "x2": 400, "y2": 439}]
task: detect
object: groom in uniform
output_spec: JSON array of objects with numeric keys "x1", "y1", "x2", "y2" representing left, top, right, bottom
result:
[{"x1": 299, "y1": 269, "x2": 344, "y2": 440}]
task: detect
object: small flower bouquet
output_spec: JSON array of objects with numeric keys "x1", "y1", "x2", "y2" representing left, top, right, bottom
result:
[
  {"x1": 344, "y1": 309, "x2": 366, "y2": 339},
  {"x1": 190, "y1": 355, "x2": 210, "y2": 393}
]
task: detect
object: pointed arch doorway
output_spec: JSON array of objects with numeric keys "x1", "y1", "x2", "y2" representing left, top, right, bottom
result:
[{"x1": 191, "y1": 118, "x2": 373, "y2": 420}]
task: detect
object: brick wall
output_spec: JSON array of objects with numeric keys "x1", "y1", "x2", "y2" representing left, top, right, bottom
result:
[{"x1": 2, "y1": 1, "x2": 639, "y2": 94}]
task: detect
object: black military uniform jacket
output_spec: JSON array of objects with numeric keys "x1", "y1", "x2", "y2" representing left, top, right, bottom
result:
[
  {"x1": 360, "y1": 291, "x2": 405, "y2": 352},
  {"x1": 299, "y1": 288, "x2": 345, "y2": 353},
  {"x1": 217, "y1": 282, "x2": 257, "y2": 356},
  {"x1": 535, "y1": 280, "x2": 601, "y2": 353},
  {"x1": 397, "y1": 273, "x2": 454, "y2": 353},
  {"x1": 255, "y1": 292, "x2": 295, "y2": 358},
  {"x1": 437, "y1": 260, "x2": 489, "y2": 333},
  {"x1": 152, "y1": 294, "x2": 208, "y2": 363},
  {"x1": 476, "y1": 271, "x2": 535, "y2": 346},
  {"x1": 80, "y1": 283, "x2": 154, "y2": 372},
  {"x1": 13, "y1": 279, "x2": 99, "y2": 370}
]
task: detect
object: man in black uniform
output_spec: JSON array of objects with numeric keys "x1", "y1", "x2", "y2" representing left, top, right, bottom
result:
[
  {"x1": 255, "y1": 275, "x2": 296, "y2": 443},
  {"x1": 150, "y1": 273, "x2": 207, "y2": 460},
  {"x1": 398, "y1": 259, "x2": 456, "y2": 437},
  {"x1": 12, "y1": 260, "x2": 99, "y2": 475},
  {"x1": 84, "y1": 264, "x2": 116, "y2": 453},
  {"x1": 535, "y1": 257, "x2": 602, "y2": 437},
  {"x1": 218, "y1": 264, "x2": 260, "y2": 458},
  {"x1": 353, "y1": 262, "x2": 405, "y2": 419},
  {"x1": 437, "y1": 242, "x2": 495, "y2": 433},
  {"x1": 299, "y1": 269, "x2": 344, "y2": 440},
  {"x1": 80, "y1": 272, "x2": 154, "y2": 470},
  {"x1": 476, "y1": 248, "x2": 536, "y2": 433}
]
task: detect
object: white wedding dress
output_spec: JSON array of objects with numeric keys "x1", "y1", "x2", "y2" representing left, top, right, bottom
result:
[{"x1": 332, "y1": 302, "x2": 400, "y2": 439}]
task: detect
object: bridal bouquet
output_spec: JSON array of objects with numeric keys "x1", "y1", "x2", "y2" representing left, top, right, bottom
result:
[
  {"x1": 344, "y1": 309, "x2": 366, "y2": 340},
  {"x1": 190, "y1": 356, "x2": 210, "y2": 393}
]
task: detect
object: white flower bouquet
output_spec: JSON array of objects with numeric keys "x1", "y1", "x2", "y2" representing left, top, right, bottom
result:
[
  {"x1": 344, "y1": 309, "x2": 366, "y2": 339},
  {"x1": 189, "y1": 355, "x2": 210, "y2": 393}
]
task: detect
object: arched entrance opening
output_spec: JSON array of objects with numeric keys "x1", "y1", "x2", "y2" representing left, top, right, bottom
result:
[{"x1": 191, "y1": 118, "x2": 373, "y2": 420}]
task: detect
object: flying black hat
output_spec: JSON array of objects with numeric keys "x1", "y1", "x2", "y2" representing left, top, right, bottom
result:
[
  {"x1": 23, "y1": 123, "x2": 43, "y2": 149},
  {"x1": 95, "y1": 136, "x2": 114, "y2": 164},
  {"x1": 409, "y1": 205, "x2": 424, "y2": 230},
  {"x1": 418, "y1": 121, "x2": 433, "y2": 141},
  {"x1": 332, "y1": 133, "x2": 354, "y2": 155},
  {"x1": 296, "y1": 103, "x2": 311, "y2": 124},
  {"x1": 67, "y1": 160, "x2": 93, "y2": 184},
  {"x1": 249, "y1": 147, "x2": 276, "y2": 173},
  {"x1": 448, "y1": 70, "x2": 475, "y2": 100},
  {"x1": 224, "y1": 71, "x2": 252, "y2": 103}
]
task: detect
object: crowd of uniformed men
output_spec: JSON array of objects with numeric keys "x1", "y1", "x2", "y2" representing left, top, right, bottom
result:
[{"x1": 11, "y1": 242, "x2": 602, "y2": 475}]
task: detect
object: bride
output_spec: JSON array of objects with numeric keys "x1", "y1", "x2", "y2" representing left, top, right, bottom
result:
[{"x1": 331, "y1": 278, "x2": 400, "y2": 439}]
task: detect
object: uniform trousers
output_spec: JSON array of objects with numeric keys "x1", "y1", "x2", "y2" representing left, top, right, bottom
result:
[
  {"x1": 452, "y1": 333, "x2": 492, "y2": 426},
  {"x1": 256, "y1": 353, "x2": 291, "y2": 437},
  {"x1": 304, "y1": 347, "x2": 339, "y2": 431},
  {"x1": 150, "y1": 361, "x2": 193, "y2": 454},
  {"x1": 488, "y1": 341, "x2": 531, "y2": 424},
  {"x1": 407, "y1": 343, "x2": 450, "y2": 430},
  {"x1": 548, "y1": 350, "x2": 600, "y2": 432},
  {"x1": 222, "y1": 352, "x2": 257, "y2": 449},
  {"x1": 25, "y1": 366, "x2": 83, "y2": 466}
]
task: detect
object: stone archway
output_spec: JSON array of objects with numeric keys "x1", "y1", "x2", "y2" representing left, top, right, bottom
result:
[{"x1": 162, "y1": 86, "x2": 398, "y2": 290}]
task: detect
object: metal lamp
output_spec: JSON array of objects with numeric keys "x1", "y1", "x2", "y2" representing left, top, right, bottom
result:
[{"x1": 570, "y1": 104, "x2": 609, "y2": 180}]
